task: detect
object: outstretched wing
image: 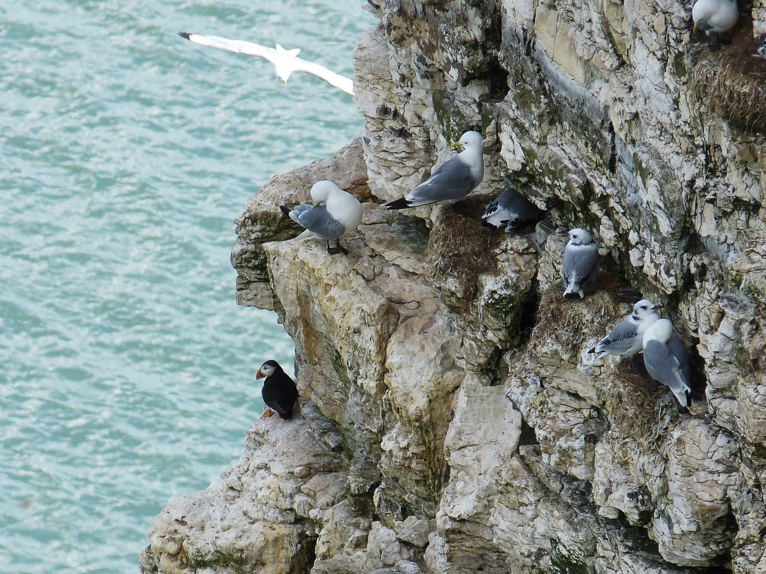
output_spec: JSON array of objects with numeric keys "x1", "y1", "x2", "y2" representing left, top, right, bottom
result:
[
  {"x1": 179, "y1": 33, "x2": 278, "y2": 63},
  {"x1": 293, "y1": 57, "x2": 354, "y2": 95}
]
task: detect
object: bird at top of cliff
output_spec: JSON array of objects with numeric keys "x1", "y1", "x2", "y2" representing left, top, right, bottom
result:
[
  {"x1": 257, "y1": 360, "x2": 299, "y2": 419},
  {"x1": 561, "y1": 228, "x2": 598, "y2": 300},
  {"x1": 481, "y1": 187, "x2": 545, "y2": 231},
  {"x1": 384, "y1": 131, "x2": 484, "y2": 210},
  {"x1": 642, "y1": 319, "x2": 692, "y2": 407},
  {"x1": 178, "y1": 32, "x2": 354, "y2": 95},
  {"x1": 280, "y1": 180, "x2": 363, "y2": 255},
  {"x1": 589, "y1": 299, "x2": 662, "y2": 359},
  {"x1": 691, "y1": 0, "x2": 738, "y2": 35}
]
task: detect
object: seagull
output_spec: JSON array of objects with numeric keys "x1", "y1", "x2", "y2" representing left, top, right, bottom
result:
[
  {"x1": 178, "y1": 32, "x2": 354, "y2": 95},
  {"x1": 256, "y1": 360, "x2": 299, "y2": 419},
  {"x1": 589, "y1": 299, "x2": 662, "y2": 359},
  {"x1": 691, "y1": 0, "x2": 738, "y2": 35},
  {"x1": 280, "y1": 180, "x2": 362, "y2": 255},
  {"x1": 562, "y1": 228, "x2": 598, "y2": 300},
  {"x1": 642, "y1": 319, "x2": 692, "y2": 407},
  {"x1": 384, "y1": 131, "x2": 484, "y2": 209},
  {"x1": 481, "y1": 187, "x2": 545, "y2": 231}
]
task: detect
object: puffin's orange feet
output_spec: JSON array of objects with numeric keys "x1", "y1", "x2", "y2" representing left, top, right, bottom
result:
[{"x1": 261, "y1": 408, "x2": 276, "y2": 419}]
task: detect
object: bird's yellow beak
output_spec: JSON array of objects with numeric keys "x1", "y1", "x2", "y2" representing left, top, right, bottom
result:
[
  {"x1": 256, "y1": 369, "x2": 264, "y2": 379},
  {"x1": 451, "y1": 141, "x2": 464, "y2": 152},
  {"x1": 692, "y1": 23, "x2": 698, "y2": 34}
]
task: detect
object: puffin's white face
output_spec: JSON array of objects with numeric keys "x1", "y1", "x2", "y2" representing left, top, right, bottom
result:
[
  {"x1": 632, "y1": 299, "x2": 660, "y2": 322},
  {"x1": 257, "y1": 361, "x2": 277, "y2": 379},
  {"x1": 568, "y1": 228, "x2": 593, "y2": 245}
]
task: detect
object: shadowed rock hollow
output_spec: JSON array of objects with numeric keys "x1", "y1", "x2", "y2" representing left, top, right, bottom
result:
[{"x1": 141, "y1": 1, "x2": 766, "y2": 573}]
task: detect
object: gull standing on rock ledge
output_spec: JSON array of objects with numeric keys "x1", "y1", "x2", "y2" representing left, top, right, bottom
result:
[
  {"x1": 280, "y1": 180, "x2": 362, "y2": 255},
  {"x1": 589, "y1": 299, "x2": 662, "y2": 359},
  {"x1": 384, "y1": 131, "x2": 484, "y2": 209},
  {"x1": 178, "y1": 32, "x2": 354, "y2": 95},
  {"x1": 642, "y1": 319, "x2": 693, "y2": 407},
  {"x1": 562, "y1": 228, "x2": 598, "y2": 300}
]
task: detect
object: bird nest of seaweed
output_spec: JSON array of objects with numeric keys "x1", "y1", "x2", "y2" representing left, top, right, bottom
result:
[
  {"x1": 429, "y1": 196, "x2": 504, "y2": 300},
  {"x1": 691, "y1": 33, "x2": 766, "y2": 133}
]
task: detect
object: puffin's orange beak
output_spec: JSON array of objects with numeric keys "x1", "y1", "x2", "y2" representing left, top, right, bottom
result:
[{"x1": 256, "y1": 369, "x2": 264, "y2": 379}]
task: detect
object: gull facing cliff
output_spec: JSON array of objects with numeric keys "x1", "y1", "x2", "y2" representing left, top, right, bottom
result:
[
  {"x1": 178, "y1": 32, "x2": 354, "y2": 95},
  {"x1": 589, "y1": 299, "x2": 662, "y2": 359},
  {"x1": 280, "y1": 180, "x2": 362, "y2": 255},
  {"x1": 257, "y1": 360, "x2": 299, "y2": 420},
  {"x1": 562, "y1": 228, "x2": 598, "y2": 300},
  {"x1": 481, "y1": 187, "x2": 545, "y2": 231},
  {"x1": 384, "y1": 131, "x2": 484, "y2": 209},
  {"x1": 691, "y1": 0, "x2": 738, "y2": 34},
  {"x1": 642, "y1": 319, "x2": 693, "y2": 407}
]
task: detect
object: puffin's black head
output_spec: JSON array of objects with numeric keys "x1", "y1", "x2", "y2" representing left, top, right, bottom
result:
[{"x1": 256, "y1": 360, "x2": 282, "y2": 379}]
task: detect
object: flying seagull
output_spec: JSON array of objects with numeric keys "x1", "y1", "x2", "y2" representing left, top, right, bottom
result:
[
  {"x1": 256, "y1": 360, "x2": 299, "y2": 419},
  {"x1": 178, "y1": 32, "x2": 354, "y2": 95},
  {"x1": 642, "y1": 319, "x2": 692, "y2": 407},
  {"x1": 561, "y1": 227, "x2": 598, "y2": 300},
  {"x1": 481, "y1": 187, "x2": 545, "y2": 231},
  {"x1": 280, "y1": 180, "x2": 362, "y2": 255},
  {"x1": 589, "y1": 299, "x2": 662, "y2": 359},
  {"x1": 384, "y1": 131, "x2": 484, "y2": 209},
  {"x1": 691, "y1": 0, "x2": 738, "y2": 35}
]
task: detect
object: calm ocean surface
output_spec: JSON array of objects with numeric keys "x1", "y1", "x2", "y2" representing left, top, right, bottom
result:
[{"x1": 0, "y1": 2, "x2": 373, "y2": 571}]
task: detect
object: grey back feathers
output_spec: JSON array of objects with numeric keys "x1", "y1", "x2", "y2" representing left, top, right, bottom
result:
[
  {"x1": 562, "y1": 228, "x2": 598, "y2": 300},
  {"x1": 280, "y1": 181, "x2": 362, "y2": 251},
  {"x1": 481, "y1": 187, "x2": 545, "y2": 231},
  {"x1": 642, "y1": 319, "x2": 692, "y2": 407},
  {"x1": 384, "y1": 131, "x2": 484, "y2": 209},
  {"x1": 592, "y1": 299, "x2": 661, "y2": 359},
  {"x1": 286, "y1": 204, "x2": 345, "y2": 240}
]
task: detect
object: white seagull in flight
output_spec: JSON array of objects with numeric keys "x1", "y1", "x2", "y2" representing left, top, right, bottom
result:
[{"x1": 178, "y1": 32, "x2": 354, "y2": 95}]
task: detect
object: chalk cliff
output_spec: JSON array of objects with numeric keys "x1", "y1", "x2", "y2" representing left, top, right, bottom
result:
[{"x1": 141, "y1": 1, "x2": 766, "y2": 572}]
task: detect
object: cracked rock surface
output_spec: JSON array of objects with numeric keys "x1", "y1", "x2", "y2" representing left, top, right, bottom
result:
[{"x1": 142, "y1": 1, "x2": 766, "y2": 572}]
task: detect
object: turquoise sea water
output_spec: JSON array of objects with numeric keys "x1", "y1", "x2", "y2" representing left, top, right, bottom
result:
[{"x1": 0, "y1": 2, "x2": 373, "y2": 572}]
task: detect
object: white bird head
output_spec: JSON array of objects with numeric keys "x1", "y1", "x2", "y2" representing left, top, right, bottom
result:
[
  {"x1": 567, "y1": 228, "x2": 594, "y2": 246},
  {"x1": 452, "y1": 131, "x2": 483, "y2": 153},
  {"x1": 310, "y1": 180, "x2": 341, "y2": 204},
  {"x1": 631, "y1": 299, "x2": 662, "y2": 322},
  {"x1": 256, "y1": 360, "x2": 280, "y2": 379},
  {"x1": 643, "y1": 318, "x2": 674, "y2": 347},
  {"x1": 273, "y1": 44, "x2": 302, "y2": 82}
]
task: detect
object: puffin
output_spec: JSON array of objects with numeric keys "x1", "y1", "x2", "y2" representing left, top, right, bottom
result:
[{"x1": 256, "y1": 360, "x2": 299, "y2": 419}]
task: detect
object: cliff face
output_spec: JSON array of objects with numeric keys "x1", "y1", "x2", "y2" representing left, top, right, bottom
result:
[{"x1": 142, "y1": 1, "x2": 766, "y2": 573}]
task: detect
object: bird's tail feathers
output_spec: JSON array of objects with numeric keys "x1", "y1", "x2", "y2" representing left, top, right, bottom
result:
[{"x1": 384, "y1": 197, "x2": 413, "y2": 210}]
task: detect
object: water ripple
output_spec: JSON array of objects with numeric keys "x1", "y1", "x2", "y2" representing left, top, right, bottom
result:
[{"x1": 0, "y1": 1, "x2": 373, "y2": 572}]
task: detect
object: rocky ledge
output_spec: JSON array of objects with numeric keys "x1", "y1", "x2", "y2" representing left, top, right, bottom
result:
[{"x1": 142, "y1": 1, "x2": 766, "y2": 573}]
